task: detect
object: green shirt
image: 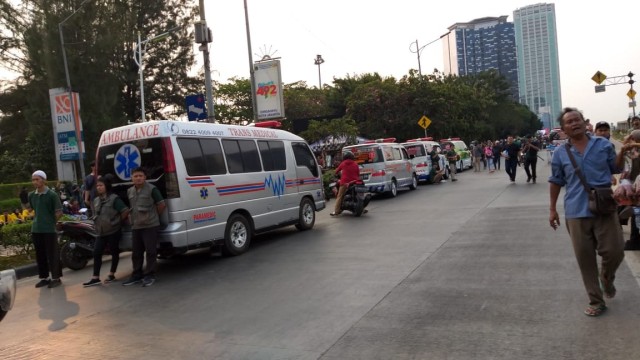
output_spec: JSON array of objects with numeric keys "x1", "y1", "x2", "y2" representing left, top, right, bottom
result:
[{"x1": 29, "y1": 187, "x2": 62, "y2": 233}]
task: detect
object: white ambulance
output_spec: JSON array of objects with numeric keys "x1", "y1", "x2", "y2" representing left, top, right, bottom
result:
[
  {"x1": 96, "y1": 120, "x2": 325, "y2": 257},
  {"x1": 342, "y1": 138, "x2": 417, "y2": 197},
  {"x1": 401, "y1": 137, "x2": 450, "y2": 183}
]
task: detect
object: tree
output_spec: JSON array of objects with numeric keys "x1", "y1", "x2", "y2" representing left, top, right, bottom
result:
[{"x1": 0, "y1": 0, "x2": 201, "y2": 183}]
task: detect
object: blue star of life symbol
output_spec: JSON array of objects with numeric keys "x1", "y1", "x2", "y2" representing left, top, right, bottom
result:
[
  {"x1": 114, "y1": 144, "x2": 141, "y2": 180},
  {"x1": 200, "y1": 187, "x2": 208, "y2": 199}
]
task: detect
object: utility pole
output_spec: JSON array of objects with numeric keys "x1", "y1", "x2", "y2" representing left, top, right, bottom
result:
[
  {"x1": 197, "y1": 0, "x2": 215, "y2": 122},
  {"x1": 244, "y1": 0, "x2": 258, "y2": 122}
]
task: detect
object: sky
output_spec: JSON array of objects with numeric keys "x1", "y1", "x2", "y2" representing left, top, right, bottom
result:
[{"x1": 202, "y1": 0, "x2": 640, "y2": 127}]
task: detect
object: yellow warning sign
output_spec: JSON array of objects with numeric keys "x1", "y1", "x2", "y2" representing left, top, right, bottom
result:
[
  {"x1": 628, "y1": 89, "x2": 637, "y2": 100},
  {"x1": 418, "y1": 115, "x2": 431, "y2": 129},
  {"x1": 591, "y1": 71, "x2": 607, "y2": 85}
]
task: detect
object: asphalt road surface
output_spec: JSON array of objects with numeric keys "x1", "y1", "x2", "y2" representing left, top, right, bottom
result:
[{"x1": 2, "y1": 157, "x2": 640, "y2": 360}]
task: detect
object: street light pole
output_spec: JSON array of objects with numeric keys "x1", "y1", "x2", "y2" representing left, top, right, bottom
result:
[
  {"x1": 409, "y1": 33, "x2": 449, "y2": 77},
  {"x1": 134, "y1": 26, "x2": 180, "y2": 122},
  {"x1": 58, "y1": 0, "x2": 92, "y2": 180},
  {"x1": 314, "y1": 54, "x2": 324, "y2": 88}
]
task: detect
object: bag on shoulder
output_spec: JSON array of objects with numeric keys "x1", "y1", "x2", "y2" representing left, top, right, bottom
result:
[{"x1": 589, "y1": 187, "x2": 617, "y2": 215}]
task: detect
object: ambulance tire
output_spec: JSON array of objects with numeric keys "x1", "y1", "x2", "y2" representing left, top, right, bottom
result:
[
  {"x1": 388, "y1": 180, "x2": 398, "y2": 197},
  {"x1": 409, "y1": 174, "x2": 418, "y2": 190},
  {"x1": 222, "y1": 214, "x2": 251, "y2": 256},
  {"x1": 295, "y1": 198, "x2": 316, "y2": 231}
]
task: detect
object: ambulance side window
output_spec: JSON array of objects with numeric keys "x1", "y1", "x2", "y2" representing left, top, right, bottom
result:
[
  {"x1": 201, "y1": 139, "x2": 226, "y2": 175},
  {"x1": 292, "y1": 142, "x2": 319, "y2": 177},
  {"x1": 222, "y1": 139, "x2": 262, "y2": 174},
  {"x1": 177, "y1": 138, "x2": 207, "y2": 176},
  {"x1": 258, "y1": 140, "x2": 286, "y2": 171}
]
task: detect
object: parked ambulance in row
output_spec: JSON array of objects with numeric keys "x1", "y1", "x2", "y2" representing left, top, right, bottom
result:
[
  {"x1": 342, "y1": 138, "x2": 418, "y2": 197},
  {"x1": 96, "y1": 120, "x2": 326, "y2": 257},
  {"x1": 401, "y1": 137, "x2": 450, "y2": 183}
]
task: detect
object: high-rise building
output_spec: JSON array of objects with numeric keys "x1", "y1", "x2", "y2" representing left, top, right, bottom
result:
[
  {"x1": 513, "y1": 3, "x2": 562, "y2": 129},
  {"x1": 442, "y1": 16, "x2": 519, "y2": 100}
]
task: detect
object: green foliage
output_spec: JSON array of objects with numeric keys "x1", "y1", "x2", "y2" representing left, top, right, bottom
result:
[
  {"x1": 321, "y1": 169, "x2": 336, "y2": 199},
  {"x1": 0, "y1": 199, "x2": 20, "y2": 212},
  {"x1": 0, "y1": 0, "x2": 201, "y2": 183},
  {"x1": 1, "y1": 222, "x2": 33, "y2": 256},
  {"x1": 300, "y1": 118, "x2": 359, "y2": 145}
]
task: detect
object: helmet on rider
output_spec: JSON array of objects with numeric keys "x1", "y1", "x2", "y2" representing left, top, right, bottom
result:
[{"x1": 343, "y1": 151, "x2": 355, "y2": 160}]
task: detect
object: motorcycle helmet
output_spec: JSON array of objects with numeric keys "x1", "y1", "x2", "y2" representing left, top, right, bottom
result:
[{"x1": 343, "y1": 151, "x2": 355, "y2": 160}]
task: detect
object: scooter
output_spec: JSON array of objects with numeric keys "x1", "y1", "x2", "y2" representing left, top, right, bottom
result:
[
  {"x1": 57, "y1": 219, "x2": 99, "y2": 271},
  {"x1": 329, "y1": 179, "x2": 372, "y2": 217}
]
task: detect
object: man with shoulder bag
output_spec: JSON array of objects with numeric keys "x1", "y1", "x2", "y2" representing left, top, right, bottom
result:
[{"x1": 549, "y1": 108, "x2": 624, "y2": 317}]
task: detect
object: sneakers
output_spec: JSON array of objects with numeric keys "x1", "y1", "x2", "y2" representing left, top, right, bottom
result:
[
  {"x1": 35, "y1": 279, "x2": 50, "y2": 288},
  {"x1": 104, "y1": 275, "x2": 117, "y2": 284},
  {"x1": 330, "y1": 212, "x2": 340, "y2": 216},
  {"x1": 122, "y1": 277, "x2": 143, "y2": 286},
  {"x1": 83, "y1": 278, "x2": 102, "y2": 287},
  {"x1": 48, "y1": 279, "x2": 62, "y2": 288},
  {"x1": 142, "y1": 276, "x2": 155, "y2": 287}
]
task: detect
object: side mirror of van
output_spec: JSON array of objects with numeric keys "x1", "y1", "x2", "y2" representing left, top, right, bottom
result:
[{"x1": 409, "y1": 154, "x2": 415, "y2": 159}]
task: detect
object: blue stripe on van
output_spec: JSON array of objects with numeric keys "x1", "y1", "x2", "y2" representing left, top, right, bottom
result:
[{"x1": 186, "y1": 176, "x2": 215, "y2": 187}]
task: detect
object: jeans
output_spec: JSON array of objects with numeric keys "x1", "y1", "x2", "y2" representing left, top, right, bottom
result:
[
  {"x1": 486, "y1": 157, "x2": 495, "y2": 171},
  {"x1": 524, "y1": 157, "x2": 538, "y2": 181},
  {"x1": 493, "y1": 156, "x2": 500, "y2": 170},
  {"x1": 505, "y1": 158, "x2": 518, "y2": 181},
  {"x1": 93, "y1": 231, "x2": 121, "y2": 277}
]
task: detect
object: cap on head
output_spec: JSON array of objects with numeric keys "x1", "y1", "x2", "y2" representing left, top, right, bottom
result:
[
  {"x1": 32, "y1": 170, "x2": 47, "y2": 180},
  {"x1": 595, "y1": 121, "x2": 610, "y2": 130}
]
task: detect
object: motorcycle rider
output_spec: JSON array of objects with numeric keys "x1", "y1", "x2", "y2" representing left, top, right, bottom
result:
[
  {"x1": 83, "y1": 175, "x2": 130, "y2": 287},
  {"x1": 330, "y1": 151, "x2": 362, "y2": 216}
]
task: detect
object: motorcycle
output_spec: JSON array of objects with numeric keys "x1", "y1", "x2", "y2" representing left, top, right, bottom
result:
[
  {"x1": 329, "y1": 179, "x2": 372, "y2": 217},
  {"x1": 57, "y1": 219, "x2": 99, "y2": 271}
]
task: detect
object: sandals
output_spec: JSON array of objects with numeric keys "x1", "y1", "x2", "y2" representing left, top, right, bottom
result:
[{"x1": 584, "y1": 305, "x2": 607, "y2": 317}]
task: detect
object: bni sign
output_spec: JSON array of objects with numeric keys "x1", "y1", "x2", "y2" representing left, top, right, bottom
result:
[{"x1": 49, "y1": 88, "x2": 85, "y2": 161}]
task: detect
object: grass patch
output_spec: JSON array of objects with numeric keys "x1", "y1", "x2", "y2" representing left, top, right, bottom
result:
[{"x1": 0, "y1": 253, "x2": 34, "y2": 271}]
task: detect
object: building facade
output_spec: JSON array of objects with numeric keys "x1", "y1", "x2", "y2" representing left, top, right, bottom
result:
[
  {"x1": 513, "y1": 3, "x2": 562, "y2": 129},
  {"x1": 442, "y1": 16, "x2": 519, "y2": 100}
]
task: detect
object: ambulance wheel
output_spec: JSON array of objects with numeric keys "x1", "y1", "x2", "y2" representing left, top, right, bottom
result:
[
  {"x1": 295, "y1": 198, "x2": 315, "y2": 231},
  {"x1": 409, "y1": 175, "x2": 418, "y2": 190},
  {"x1": 222, "y1": 214, "x2": 251, "y2": 256},
  {"x1": 388, "y1": 180, "x2": 398, "y2": 197}
]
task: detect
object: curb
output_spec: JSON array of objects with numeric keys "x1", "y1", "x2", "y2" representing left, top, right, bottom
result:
[{"x1": 14, "y1": 262, "x2": 39, "y2": 280}]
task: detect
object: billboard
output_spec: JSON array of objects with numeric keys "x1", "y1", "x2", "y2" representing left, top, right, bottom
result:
[
  {"x1": 254, "y1": 60, "x2": 285, "y2": 120},
  {"x1": 49, "y1": 88, "x2": 85, "y2": 161}
]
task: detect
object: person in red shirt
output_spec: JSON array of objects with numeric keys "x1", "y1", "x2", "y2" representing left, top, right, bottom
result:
[{"x1": 331, "y1": 152, "x2": 361, "y2": 216}]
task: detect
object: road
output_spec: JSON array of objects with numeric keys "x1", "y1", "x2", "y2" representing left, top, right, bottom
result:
[{"x1": 1, "y1": 157, "x2": 640, "y2": 360}]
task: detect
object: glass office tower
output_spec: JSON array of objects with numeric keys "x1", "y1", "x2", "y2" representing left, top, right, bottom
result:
[
  {"x1": 443, "y1": 16, "x2": 519, "y2": 101},
  {"x1": 513, "y1": 3, "x2": 562, "y2": 129}
]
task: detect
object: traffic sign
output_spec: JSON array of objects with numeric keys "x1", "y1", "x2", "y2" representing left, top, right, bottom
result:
[
  {"x1": 628, "y1": 89, "x2": 637, "y2": 99},
  {"x1": 592, "y1": 71, "x2": 607, "y2": 85},
  {"x1": 630, "y1": 101, "x2": 637, "y2": 108},
  {"x1": 185, "y1": 94, "x2": 208, "y2": 121},
  {"x1": 595, "y1": 85, "x2": 606, "y2": 93},
  {"x1": 418, "y1": 115, "x2": 431, "y2": 129}
]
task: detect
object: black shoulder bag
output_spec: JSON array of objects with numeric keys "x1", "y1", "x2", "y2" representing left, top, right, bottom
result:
[{"x1": 565, "y1": 143, "x2": 617, "y2": 215}]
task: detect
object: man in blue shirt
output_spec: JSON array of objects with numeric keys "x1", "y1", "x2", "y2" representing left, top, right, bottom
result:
[{"x1": 549, "y1": 108, "x2": 625, "y2": 317}]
